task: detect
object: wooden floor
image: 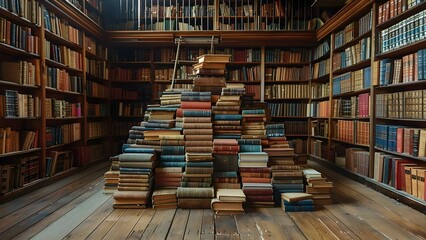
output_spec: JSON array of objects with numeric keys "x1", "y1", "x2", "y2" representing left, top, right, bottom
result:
[{"x1": 0, "y1": 161, "x2": 425, "y2": 240}]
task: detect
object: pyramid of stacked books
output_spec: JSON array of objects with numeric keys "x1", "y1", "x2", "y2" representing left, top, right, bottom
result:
[
  {"x1": 263, "y1": 124, "x2": 304, "y2": 206},
  {"x1": 281, "y1": 192, "x2": 314, "y2": 212},
  {"x1": 177, "y1": 91, "x2": 214, "y2": 209},
  {"x1": 238, "y1": 138, "x2": 273, "y2": 207},
  {"x1": 303, "y1": 168, "x2": 334, "y2": 205},
  {"x1": 113, "y1": 147, "x2": 156, "y2": 208},
  {"x1": 103, "y1": 155, "x2": 119, "y2": 194}
]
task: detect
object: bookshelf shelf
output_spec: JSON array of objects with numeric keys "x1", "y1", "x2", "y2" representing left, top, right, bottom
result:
[
  {"x1": 46, "y1": 87, "x2": 83, "y2": 96},
  {"x1": 46, "y1": 117, "x2": 84, "y2": 121},
  {"x1": 0, "y1": 42, "x2": 40, "y2": 58},
  {"x1": 376, "y1": 39, "x2": 426, "y2": 59},
  {"x1": 310, "y1": 135, "x2": 328, "y2": 140},
  {"x1": 271, "y1": 116, "x2": 309, "y2": 119},
  {"x1": 374, "y1": 147, "x2": 426, "y2": 163},
  {"x1": 374, "y1": 80, "x2": 426, "y2": 92},
  {"x1": 44, "y1": 31, "x2": 82, "y2": 50},
  {"x1": 311, "y1": 74, "x2": 330, "y2": 83},
  {"x1": 311, "y1": 96, "x2": 330, "y2": 101},
  {"x1": 110, "y1": 80, "x2": 152, "y2": 84},
  {"x1": 285, "y1": 134, "x2": 309, "y2": 137},
  {"x1": 46, "y1": 140, "x2": 82, "y2": 150},
  {"x1": 265, "y1": 62, "x2": 311, "y2": 67},
  {"x1": 0, "y1": 148, "x2": 41, "y2": 158},
  {"x1": 86, "y1": 95, "x2": 109, "y2": 101},
  {"x1": 227, "y1": 62, "x2": 261, "y2": 66},
  {"x1": 45, "y1": 59, "x2": 83, "y2": 74},
  {"x1": 112, "y1": 116, "x2": 145, "y2": 119},
  {"x1": 227, "y1": 81, "x2": 261, "y2": 84},
  {"x1": 376, "y1": 2, "x2": 426, "y2": 30},
  {"x1": 332, "y1": 59, "x2": 371, "y2": 75},
  {"x1": 0, "y1": 80, "x2": 40, "y2": 89},
  {"x1": 332, "y1": 139, "x2": 369, "y2": 148},
  {"x1": 87, "y1": 116, "x2": 109, "y2": 119},
  {"x1": 87, "y1": 135, "x2": 109, "y2": 141},
  {"x1": 264, "y1": 80, "x2": 310, "y2": 84},
  {"x1": 332, "y1": 117, "x2": 370, "y2": 120},
  {"x1": 265, "y1": 98, "x2": 310, "y2": 101},
  {"x1": 109, "y1": 61, "x2": 151, "y2": 65},
  {"x1": 0, "y1": 6, "x2": 40, "y2": 27},
  {"x1": 332, "y1": 88, "x2": 370, "y2": 98},
  {"x1": 311, "y1": 117, "x2": 330, "y2": 120},
  {"x1": 375, "y1": 118, "x2": 426, "y2": 125},
  {"x1": 86, "y1": 73, "x2": 107, "y2": 83},
  {"x1": 3, "y1": 117, "x2": 41, "y2": 121},
  {"x1": 85, "y1": 51, "x2": 105, "y2": 61}
]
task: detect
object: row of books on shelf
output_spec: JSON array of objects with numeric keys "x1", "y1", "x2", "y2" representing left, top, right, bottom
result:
[
  {"x1": 310, "y1": 140, "x2": 329, "y2": 159},
  {"x1": 0, "y1": 0, "x2": 42, "y2": 26},
  {"x1": 309, "y1": 100, "x2": 329, "y2": 118},
  {"x1": 228, "y1": 66, "x2": 260, "y2": 82},
  {"x1": 265, "y1": 48, "x2": 311, "y2": 63},
  {"x1": 87, "y1": 103, "x2": 108, "y2": 117},
  {"x1": 312, "y1": 58, "x2": 330, "y2": 79},
  {"x1": 45, "y1": 150, "x2": 73, "y2": 177},
  {"x1": 374, "y1": 151, "x2": 426, "y2": 201},
  {"x1": 86, "y1": 81, "x2": 109, "y2": 98},
  {"x1": 314, "y1": 41, "x2": 330, "y2": 61},
  {"x1": 334, "y1": 10, "x2": 372, "y2": 50},
  {"x1": 376, "y1": 89, "x2": 426, "y2": 119},
  {"x1": 377, "y1": 0, "x2": 424, "y2": 25},
  {"x1": 332, "y1": 67, "x2": 371, "y2": 95},
  {"x1": 143, "y1": 5, "x2": 215, "y2": 19},
  {"x1": 311, "y1": 83, "x2": 329, "y2": 99},
  {"x1": 111, "y1": 102, "x2": 144, "y2": 117},
  {"x1": 108, "y1": 48, "x2": 151, "y2": 62},
  {"x1": 0, "y1": 60, "x2": 39, "y2": 86},
  {"x1": 332, "y1": 93, "x2": 370, "y2": 118},
  {"x1": 0, "y1": 156, "x2": 39, "y2": 194},
  {"x1": 1, "y1": 90, "x2": 40, "y2": 118},
  {"x1": 43, "y1": 9, "x2": 82, "y2": 45},
  {"x1": 44, "y1": 40, "x2": 83, "y2": 70},
  {"x1": 45, "y1": 98, "x2": 82, "y2": 118},
  {"x1": 154, "y1": 68, "x2": 174, "y2": 81},
  {"x1": 338, "y1": 148, "x2": 370, "y2": 177},
  {"x1": 332, "y1": 37, "x2": 371, "y2": 71},
  {"x1": 110, "y1": 87, "x2": 144, "y2": 100},
  {"x1": 227, "y1": 48, "x2": 261, "y2": 62},
  {"x1": 109, "y1": 67, "x2": 150, "y2": 82},
  {"x1": 88, "y1": 121, "x2": 108, "y2": 138},
  {"x1": 0, "y1": 17, "x2": 39, "y2": 54},
  {"x1": 47, "y1": 67, "x2": 82, "y2": 93},
  {"x1": 311, "y1": 119, "x2": 328, "y2": 138},
  {"x1": 265, "y1": 66, "x2": 310, "y2": 81},
  {"x1": 46, "y1": 123, "x2": 81, "y2": 147},
  {"x1": 264, "y1": 84, "x2": 309, "y2": 99},
  {"x1": 86, "y1": 59, "x2": 108, "y2": 79},
  {"x1": 0, "y1": 128, "x2": 38, "y2": 154},
  {"x1": 267, "y1": 102, "x2": 308, "y2": 117},
  {"x1": 283, "y1": 121, "x2": 308, "y2": 135},
  {"x1": 380, "y1": 9, "x2": 425, "y2": 53},
  {"x1": 376, "y1": 124, "x2": 426, "y2": 158},
  {"x1": 379, "y1": 48, "x2": 426, "y2": 85},
  {"x1": 332, "y1": 120, "x2": 370, "y2": 146}
]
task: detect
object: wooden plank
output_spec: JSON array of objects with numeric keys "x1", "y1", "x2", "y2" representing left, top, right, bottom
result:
[
  {"x1": 234, "y1": 208, "x2": 261, "y2": 240},
  {"x1": 102, "y1": 209, "x2": 145, "y2": 240},
  {"x1": 0, "y1": 167, "x2": 107, "y2": 236},
  {"x1": 85, "y1": 209, "x2": 127, "y2": 240},
  {"x1": 215, "y1": 214, "x2": 239, "y2": 236},
  {"x1": 287, "y1": 212, "x2": 339, "y2": 240},
  {"x1": 201, "y1": 209, "x2": 215, "y2": 240},
  {"x1": 140, "y1": 209, "x2": 176, "y2": 240},
  {"x1": 311, "y1": 208, "x2": 360, "y2": 240},
  {"x1": 166, "y1": 208, "x2": 190, "y2": 240},
  {"x1": 10, "y1": 177, "x2": 105, "y2": 239},
  {"x1": 62, "y1": 197, "x2": 115, "y2": 240},
  {"x1": 30, "y1": 190, "x2": 111, "y2": 240},
  {"x1": 263, "y1": 207, "x2": 306, "y2": 240},
  {"x1": 0, "y1": 161, "x2": 109, "y2": 218},
  {"x1": 183, "y1": 209, "x2": 203, "y2": 240},
  {"x1": 250, "y1": 207, "x2": 300, "y2": 240},
  {"x1": 126, "y1": 209, "x2": 156, "y2": 240},
  {"x1": 215, "y1": 234, "x2": 241, "y2": 240}
]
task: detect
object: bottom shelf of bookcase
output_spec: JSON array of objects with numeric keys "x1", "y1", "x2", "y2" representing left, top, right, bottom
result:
[{"x1": 309, "y1": 155, "x2": 426, "y2": 214}]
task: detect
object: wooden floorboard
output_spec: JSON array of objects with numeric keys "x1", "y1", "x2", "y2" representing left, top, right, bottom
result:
[{"x1": 0, "y1": 161, "x2": 425, "y2": 240}]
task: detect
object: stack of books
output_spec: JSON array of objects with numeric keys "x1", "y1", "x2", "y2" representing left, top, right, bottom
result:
[
  {"x1": 303, "y1": 168, "x2": 334, "y2": 205},
  {"x1": 263, "y1": 124, "x2": 303, "y2": 206},
  {"x1": 113, "y1": 148, "x2": 156, "y2": 208},
  {"x1": 241, "y1": 109, "x2": 267, "y2": 140},
  {"x1": 192, "y1": 54, "x2": 230, "y2": 95},
  {"x1": 156, "y1": 134, "x2": 185, "y2": 188},
  {"x1": 238, "y1": 139, "x2": 273, "y2": 207},
  {"x1": 152, "y1": 189, "x2": 178, "y2": 209},
  {"x1": 211, "y1": 188, "x2": 246, "y2": 215},
  {"x1": 213, "y1": 139, "x2": 240, "y2": 189},
  {"x1": 178, "y1": 91, "x2": 214, "y2": 209},
  {"x1": 281, "y1": 192, "x2": 314, "y2": 212},
  {"x1": 103, "y1": 155, "x2": 119, "y2": 194},
  {"x1": 160, "y1": 91, "x2": 182, "y2": 108}
]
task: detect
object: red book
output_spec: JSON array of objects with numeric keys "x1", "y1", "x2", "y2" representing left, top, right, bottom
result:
[
  {"x1": 243, "y1": 188, "x2": 273, "y2": 196},
  {"x1": 396, "y1": 128, "x2": 404, "y2": 153},
  {"x1": 239, "y1": 167, "x2": 271, "y2": 173},
  {"x1": 213, "y1": 145, "x2": 240, "y2": 152},
  {"x1": 395, "y1": 159, "x2": 415, "y2": 190},
  {"x1": 181, "y1": 101, "x2": 211, "y2": 109},
  {"x1": 241, "y1": 177, "x2": 271, "y2": 183}
]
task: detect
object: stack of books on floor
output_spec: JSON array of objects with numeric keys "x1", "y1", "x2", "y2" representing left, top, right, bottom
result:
[
  {"x1": 239, "y1": 139, "x2": 274, "y2": 207},
  {"x1": 103, "y1": 155, "x2": 120, "y2": 194},
  {"x1": 156, "y1": 134, "x2": 185, "y2": 188},
  {"x1": 303, "y1": 168, "x2": 334, "y2": 205},
  {"x1": 178, "y1": 91, "x2": 215, "y2": 209},
  {"x1": 160, "y1": 91, "x2": 182, "y2": 108},
  {"x1": 281, "y1": 192, "x2": 314, "y2": 212},
  {"x1": 211, "y1": 188, "x2": 246, "y2": 215},
  {"x1": 241, "y1": 109, "x2": 267, "y2": 140},
  {"x1": 152, "y1": 189, "x2": 178, "y2": 209},
  {"x1": 264, "y1": 124, "x2": 304, "y2": 206},
  {"x1": 213, "y1": 139, "x2": 240, "y2": 189},
  {"x1": 192, "y1": 54, "x2": 229, "y2": 96},
  {"x1": 113, "y1": 148, "x2": 156, "y2": 208}
]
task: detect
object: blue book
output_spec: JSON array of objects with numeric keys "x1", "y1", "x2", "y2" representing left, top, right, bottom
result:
[
  {"x1": 119, "y1": 167, "x2": 152, "y2": 173},
  {"x1": 283, "y1": 205, "x2": 315, "y2": 212},
  {"x1": 161, "y1": 146, "x2": 185, "y2": 155},
  {"x1": 159, "y1": 162, "x2": 186, "y2": 167},
  {"x1": 186, "y1": 162, "x2": 214, "y2": 167},
  {"x1": 283, "y1": 199, "x2": 314, "y2": 206},
  {"x1": 238, "y1": 139, "x2": 261, "y2": 145},
  {"x1": 147, "y1": 107, "x2": 178, "y2": 111},
  {"x1": 183, "y1": 110, "x2": 211, "y2": 117},
  {"x1": 273, "y1": 183, "x2": 304, "y2": 190},
  {"x1": 213, "y1": 171, "x2": 238, "y2": 178},
  {"x1": 181, "y1": 91, "x2": 211, "y2": 96},
  {"x1": 242, "y1": 109, "x2": 265, "y2": 115},
  {"x1": 363, "y1": 66, "x2": 371, "y2": 88},
  {"x1": 418, "y1": 49, "x2": 424, "y2": 80},
  {"x1": 239, "y1": 144, "x2": 262, "y2": 152},
  {"x1": 122, "y1": 144, "x2": 132, "y2": 152},
  {"x1": 213, "y1": 114, "x2": 242, "y2": 120},
  {"x1": 160, "y1": 155, "x2": 185, "y2": 162},
  {"x1": 124, "y1": 148, "x2": 155, "y2": 154}
]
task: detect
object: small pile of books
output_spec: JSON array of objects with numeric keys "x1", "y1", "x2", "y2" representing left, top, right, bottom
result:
[
  {"x1": 103, "y1": 155, "x2": 119, "y2": 194},
  {"x1": 211, "y1": 188, "x2": 246, "y2": 215},
  {"x1": 152, "y1": 189, "x2": 177, "y2": 209},
  {"x1": 281, "y1": 192, "x2": 314, "y2": 212},
  {"x1": 303, "y1": 168, "x2": 334, "y2": 205}
]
